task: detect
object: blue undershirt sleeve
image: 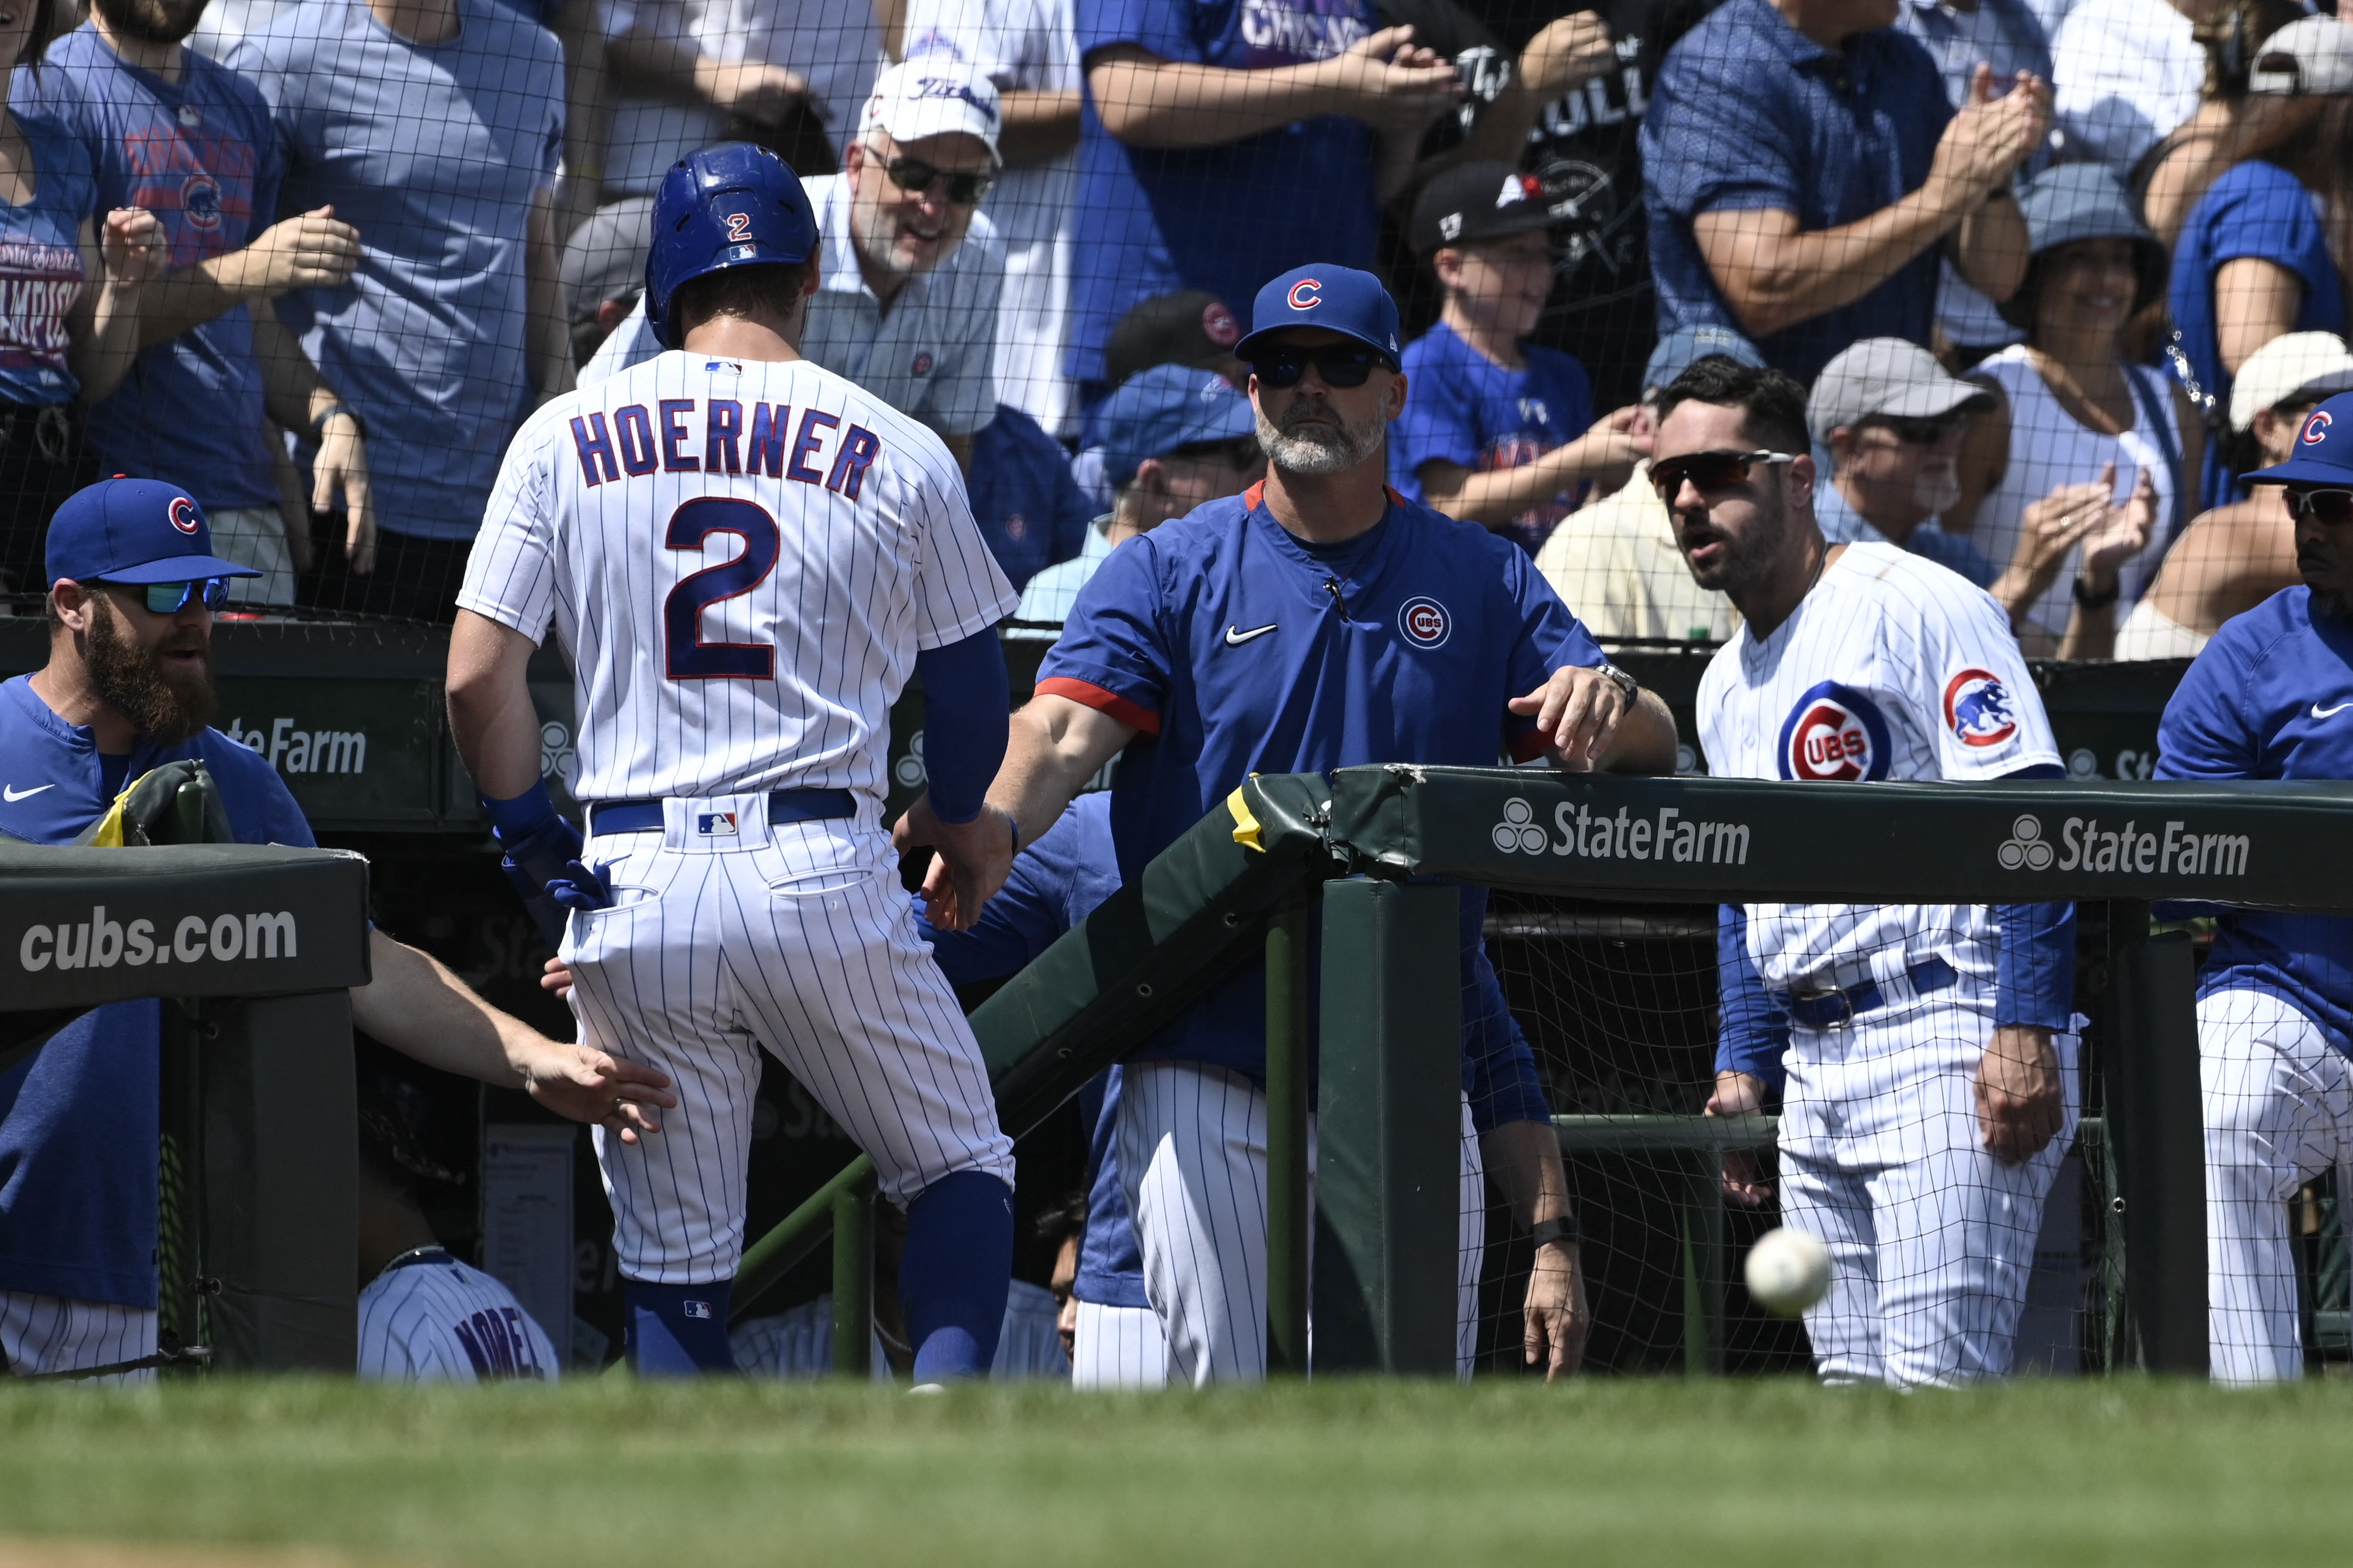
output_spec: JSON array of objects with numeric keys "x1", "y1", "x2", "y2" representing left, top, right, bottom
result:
[
  {"x1": 914, "y1": 628, "x2": 1011, "y2": 824},
  {"x1": 1995, "y1": 762, "x2": 2076, "y2": 1032},
  {"x1": 1715, "y1": 903, "x2": 1789, "y2": 1090}
]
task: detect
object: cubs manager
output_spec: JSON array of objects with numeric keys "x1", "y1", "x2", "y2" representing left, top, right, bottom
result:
[
  {"x1": 901, "y1": 263, "x2": 1677, "y2": 1384},
  {"x1": 2155, "y1": 390, "x2": 2353, "y2": 1384}
]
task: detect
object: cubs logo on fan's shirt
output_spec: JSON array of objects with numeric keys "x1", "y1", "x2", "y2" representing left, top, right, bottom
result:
[{"x1": 1697, "y1": 542, "x2": 2059, "y2": 990}]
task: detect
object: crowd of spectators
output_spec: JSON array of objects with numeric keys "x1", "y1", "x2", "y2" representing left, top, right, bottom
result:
[{"x1": 0, "y1": 0, "x2": 2348, "y2": 663}]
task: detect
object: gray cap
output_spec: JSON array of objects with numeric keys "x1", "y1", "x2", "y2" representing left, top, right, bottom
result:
[
  {"x1": 1807, "y1": 337, "x2": 1996, "y2": 439},
  {"x1": 1643, "y1": 325, "x2": 1765, "y2": 398},
  {"x1": 561, "y1": 196, "x2": 655, "y2": 325},
  {"x1": 2000, "y1": 163, "x2": 2166, "y2": 328}
]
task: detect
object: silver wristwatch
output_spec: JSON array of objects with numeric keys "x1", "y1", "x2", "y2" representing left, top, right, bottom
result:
[{"x1": 1593, "y1": 661, "x2": 1640, "y2": 704}]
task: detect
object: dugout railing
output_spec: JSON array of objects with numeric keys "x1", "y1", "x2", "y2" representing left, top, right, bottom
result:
[
  {"x1": 744, "y1": 765, "x2": 2353, "y2": 1381},
  {"x1": 0, "y1": 798, "x2": 372, "y2": 1374}
]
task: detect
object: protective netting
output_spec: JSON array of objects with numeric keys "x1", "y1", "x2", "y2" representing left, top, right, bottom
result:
[
  {"x1": 0, "y1": 0, "x2": 2324, "y2": 644},
  {"x1": 1467, "y1": 891, "x2": 2112, "y2": 1381}
]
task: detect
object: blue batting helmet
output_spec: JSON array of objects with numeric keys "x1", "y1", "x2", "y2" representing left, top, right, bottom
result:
[{"x1": 645, "y1": 142, "x2": 820, "y2": 349}]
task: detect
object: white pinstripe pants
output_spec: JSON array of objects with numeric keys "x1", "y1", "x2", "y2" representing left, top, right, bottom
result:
[
  {"x1": 0, "y1": 1293, "x2": 156, "y2": 1385},
  {"x1": 566, "y1": 799, "x2": 1015, "y2": 1284},
  {"x1": 1070, "y1": 1301, "x2": 1169, "y2": 1389},
  {"x1": 1115, "y1": 1061, "x2": 1487, "y2": 1386},
  {"x1": 1776, "y1": 1005, "x2": 2080, "y2": 1388},
  {"x1": 2202, "y1": 988, "x2": 2353, "y2": 1385}
]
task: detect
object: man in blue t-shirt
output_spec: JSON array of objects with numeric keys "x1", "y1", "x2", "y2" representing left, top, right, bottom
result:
[
  {"x1": 25, "y1": 0, "x2": 378, "y2": 611},
  {"x1": 1391, "y1": 161, "x2": 1638, "y2": 557},
  {"x1": 2154, "y1": 393, "x2": 2353, "y2": 1386},
  {"x1": 1067, "y1": 0, "x2": 1464, "y2": 398},
  {"x1": 1640, "y1": 0, "x2": 2046, "y2": 384},
  {"x1": 917, "y1": 790, "x2": 1581, "y2": 1386},
  {"x1": 900, "y1": 264, "x2": 1673, "y2": 1383},
  {"x1": 227, "y1": 0, "x2": 570, "y2": 621},
  {"x1": 0, "y1": 478, "x2": 673, "y2": 1380}
]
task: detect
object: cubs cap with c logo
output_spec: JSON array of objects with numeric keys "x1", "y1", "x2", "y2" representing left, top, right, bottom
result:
[
  {"x1": 1234, "y1": 263, "x2": 1402, "y2": 367},
  {"x1": 44, "y1": 476, "x2": 262, "y2": 589},
  {"x1": 2246, "y1": 390, "x2": 2353, "y2": 487}
]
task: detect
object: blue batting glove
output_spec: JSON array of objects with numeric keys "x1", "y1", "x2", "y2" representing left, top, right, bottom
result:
[{"x1": 548, "y1": 858, "x2": 617, "y2": 914}]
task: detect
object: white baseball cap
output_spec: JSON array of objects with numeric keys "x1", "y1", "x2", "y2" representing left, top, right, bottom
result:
[
  {"x1": 2251, "y1": 15, "x2": 2353, "y2": 97},
  {"x1": 2228, "y1": 331, "x2": 2353, "y2": 431},
  {"x1": 859, "y1": 60, "x2": 1003, "y2": 161}
]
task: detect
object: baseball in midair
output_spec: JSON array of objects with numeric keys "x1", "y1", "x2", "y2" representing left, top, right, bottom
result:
[{"x1": 1745, "y1": 1227, "x2": 1831, "y2": 1316}]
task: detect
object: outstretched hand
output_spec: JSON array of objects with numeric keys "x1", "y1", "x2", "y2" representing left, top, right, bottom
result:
[
  {"x1": 513, "y1": 1037, "x2": 677, "y2": 1144},
  {"x1": 892, "y1": 792, "x2": 1017, "y2": 933}
]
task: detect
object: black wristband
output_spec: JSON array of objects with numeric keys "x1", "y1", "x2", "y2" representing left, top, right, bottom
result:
[
  {"x1": 1529, "y1": 1215, "x2": 1582, "y2": 1250},
  {"x1": 2072, "y1": 574, "x2": 2120, "y2": 609},
  {"x1": 312, "y1": 401, "x2": 366, "y2": 444}
]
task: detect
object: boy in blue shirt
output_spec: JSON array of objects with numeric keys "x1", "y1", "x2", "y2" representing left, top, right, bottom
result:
[{"x1": 1391, "y1": 161, "x2": 1639, "y2": 556}]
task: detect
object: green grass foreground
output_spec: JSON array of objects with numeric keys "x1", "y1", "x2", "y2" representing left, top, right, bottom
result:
[{"x1": 0, "y1": 1377, "x2": 2348, "y2": 1566}]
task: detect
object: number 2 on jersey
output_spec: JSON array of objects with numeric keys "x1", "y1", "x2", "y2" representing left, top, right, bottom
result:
[{"x1": 664, "y1": 497, "x2": 778, "y2": 680}]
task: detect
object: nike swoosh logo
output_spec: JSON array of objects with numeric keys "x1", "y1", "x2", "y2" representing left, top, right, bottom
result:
[
  {"x1": 1224, "y1": 623, "x2": 1278, "y2": 647},
  {"x1": 2315, "y1": 702, "x2": 2353, "y2": 720},
  {"x1": 3, "y1": 784, "x2": 53, "y2": 802}
]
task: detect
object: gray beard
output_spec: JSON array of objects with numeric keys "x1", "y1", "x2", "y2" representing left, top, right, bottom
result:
[{"x1": 1255, "y1": 405, "x2": 1386, "y2": 476}]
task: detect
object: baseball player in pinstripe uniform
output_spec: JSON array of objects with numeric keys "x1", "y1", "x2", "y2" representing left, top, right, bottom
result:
[
  {"x1": 355, "y1": 1077, "x2": 559, "y2": 1382},
  {"x1": 448, "y1": 144, "x2": 1026, "y2": 1381},
  {"x1": 1658, "y1": 357, "x2": 2081, "y2": 1387},
  {"x1": 2154, "y1": 391, "x2": 2353, "y2": 1384},
  {"x1": 928, "y1": 263, "x2": 1678, "y2": 1384}
]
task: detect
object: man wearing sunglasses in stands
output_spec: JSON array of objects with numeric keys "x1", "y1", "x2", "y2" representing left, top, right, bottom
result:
[
  {"x1": 582, "y1": 62, "x2": 1007, "y2": 475},
  {"x1": 0, "y1": 477, "x2": 673, "y2": 1381},
  {"x1": 2156, "y1": 389, "x2": 2353, "y2": 1385},
  {"x1": 901, "y1": 263, "x2": 1676, "y2": 1384}
]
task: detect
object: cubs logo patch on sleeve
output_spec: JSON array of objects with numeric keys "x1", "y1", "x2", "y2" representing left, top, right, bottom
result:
[
  {"x1": 1943, "y1": 668, "x2": 2020, "y2": 749},
  {"x1": 1777, "y1": 681, "x2": 1891, "y2": 782}
]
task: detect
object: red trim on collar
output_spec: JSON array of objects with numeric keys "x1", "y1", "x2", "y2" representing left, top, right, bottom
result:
[{"x1": 1244, "y1": 479, "x2": 1265, "y2": 510}]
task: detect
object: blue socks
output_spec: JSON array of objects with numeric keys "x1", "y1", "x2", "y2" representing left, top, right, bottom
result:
[
  {"x1": 899, "y1": 1171, "x2": 1015, "y2": 1382},
  {"x1": 624, "y1": 1278, "x2": 737, "y2": 1376}
]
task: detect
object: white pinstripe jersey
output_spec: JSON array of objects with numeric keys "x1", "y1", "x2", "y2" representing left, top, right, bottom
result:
[
  {"x1": 458, "y1": 350, "x2": 1017, "y2": 803},
  {"x1": 357, "y1": 1252, "x2": 560, "y2": 1382},
  {"x1": 1696, "y1": 543, "x2": 2060, "y2": 989}
]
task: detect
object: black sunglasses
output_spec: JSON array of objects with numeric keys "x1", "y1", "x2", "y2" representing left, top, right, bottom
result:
[
  {"x1": 1247, "y1": 346, "x2": 1394, "y2": 390},
  {"x1": 1648, "y1": 450, "x2": 1798, "y2": 500},
  {"x1": 1865, "y1": 414, "x2": 1966, "y2": 445},
  {"x1": 97, "y1": 577, "x2": 231, "y2": 614},
  {"x1": 868, "y1": 147, "x2": 993, "y2": 206},
  {"x1": 2285, "y1": 487, "x2": 2353, "y2": 525}
]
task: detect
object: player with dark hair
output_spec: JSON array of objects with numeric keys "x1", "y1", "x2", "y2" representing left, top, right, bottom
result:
[
  {"x1": 911, "y1": 262, "x2": 1676, "y2": 1384},
  {"x1": 2156, "y1": 391, "x2": 2353, "y2": 1384},
  {"x1": 1656, "y1": 356, "x2": 2081, "y2": 1388},
  {"x1": 449, "y1": 143, "x2": 1024, "y2": 1382}
]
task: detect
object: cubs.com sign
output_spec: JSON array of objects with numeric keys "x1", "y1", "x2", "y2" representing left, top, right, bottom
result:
[
  {"x1": 19, "y1": 904, "x2": 299, "y2": 972},
  {"x1": 1997, "y1": 814, "x2": 2248, "y2": 877}
]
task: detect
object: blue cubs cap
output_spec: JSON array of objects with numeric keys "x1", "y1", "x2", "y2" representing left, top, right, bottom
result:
[
  {"x1": 45, "y1": 478, "x2": 262, "y2": 589},
  {"x1": 646, "y1": 142, "x2": 820, "y2": 350},
  {"x1": 1643, "y1": 325, "x2": 1764, "y2": 397},
  {"x1": 1234, "y1": 264, "x2": 1402, "y2": 367},
  {"x1": 1098, "y1": 364, "x2": 1259, "y2": 489},
  {"x1": 2246, "y1": 390, "x2": 2353, "y2": 486}
]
